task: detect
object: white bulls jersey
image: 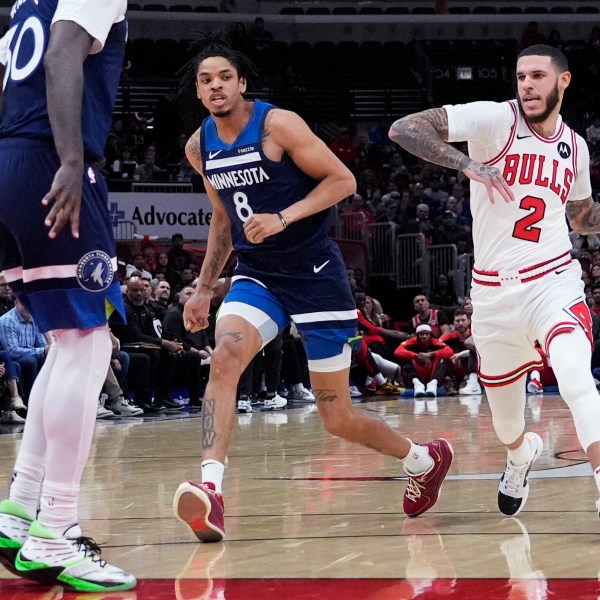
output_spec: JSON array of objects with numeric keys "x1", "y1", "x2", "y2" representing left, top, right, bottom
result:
[{"x1": 445, "y1": 100, "x2": 592, "y2": 272}]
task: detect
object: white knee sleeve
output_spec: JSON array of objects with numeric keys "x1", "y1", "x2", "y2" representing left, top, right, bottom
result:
[
  {"x1": 549, "y1": 328, "x2": 600, "y2": 450},
  {"x1": 485, "y1": 377, "x2": 527, "y2": 445}
]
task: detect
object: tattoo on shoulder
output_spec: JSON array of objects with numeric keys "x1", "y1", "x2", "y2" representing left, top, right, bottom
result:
[
  {"x1": 262, "y1": 112, "x2": 273, "y2": 142},
  {"x1": 421, "y1": 108, "x2": 449, "y2": 138},
  {"x1": 187, "y1": 132, "x2": 202, "y2": 163}
]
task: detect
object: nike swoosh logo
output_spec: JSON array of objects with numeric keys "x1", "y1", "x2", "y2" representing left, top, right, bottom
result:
[
  {"x1": 516, "y1": 134, "x2": 532, "y2": 139},
  {"x1": 208, "y1": 150, "x2": 222, "y2": 159},
  {"x1": 555, "y1": 268, "x2": 568, "y2": 275},
  {"x1": 313, "y1": 260, "x2": 330, "y2": 273}
]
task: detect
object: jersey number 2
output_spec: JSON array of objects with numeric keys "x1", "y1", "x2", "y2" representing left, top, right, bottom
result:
[{"x1": 512, "y1": 195, "x2": 545, "y2": 243}]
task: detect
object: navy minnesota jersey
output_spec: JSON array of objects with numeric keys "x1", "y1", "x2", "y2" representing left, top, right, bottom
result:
[
  {"x1": 201, "y1": 100, "x2": 334, "y2": 260},
  {"x1": 0, "y1": 0, "x2": 127, "y2": 161}
]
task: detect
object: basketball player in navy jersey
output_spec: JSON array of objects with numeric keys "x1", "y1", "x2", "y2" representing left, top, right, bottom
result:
[
  {"x1": 390, "y1": 44, "x2": 600, "y2": 518},
  {"x1": 172, "y1": 38, "x2": 453, "y2": 543},
  {"x1": 0, "y1": 0, "x2": 135, "y2": 590}
]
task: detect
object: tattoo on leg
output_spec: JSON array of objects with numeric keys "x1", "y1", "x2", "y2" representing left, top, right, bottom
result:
[
  {"x1": 202, "y1": 398, "x2": 216, "y2": 449},
  {"x1": 315, "y1": 389, "x2": 337, "y2": 403},
  {"x1": 215, "y1": 331, "x2": 243, "y2": 344}
]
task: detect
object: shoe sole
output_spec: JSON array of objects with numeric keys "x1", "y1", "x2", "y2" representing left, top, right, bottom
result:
[
  {"x1": 0, "y1": 543, "x2": 25, "y2": 579},
  {"x1": 498, "y1": 433, "x2": 543, "y2": 517},
  {"x1": 173, "y1": 483, "x2": 225, "y2": 543}
]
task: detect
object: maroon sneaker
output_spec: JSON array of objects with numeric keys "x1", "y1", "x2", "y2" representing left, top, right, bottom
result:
[
  {"x1": 173, "y1": 481, "x2": 225, "y2": 542},
  {"x1": 403, "y1": 438, "x2": 454, "y2": 517}
]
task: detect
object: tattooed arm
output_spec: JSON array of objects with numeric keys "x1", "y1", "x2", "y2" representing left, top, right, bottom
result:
[
  {"x1": 566, "y1": 197, "x2": 600, "y2": 234},
  {"x1": 389, "y1": 108, "x2": 514, "y2": 204},
  {"x1": 182, "y1": 128, "x2": 234, "y2": 332}
]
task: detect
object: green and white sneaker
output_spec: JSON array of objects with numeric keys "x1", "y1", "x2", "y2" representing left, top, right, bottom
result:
[
  {"x1": 15, "y1": 521, "x2": 136, "y2": 592},
  {"x1": 0, "y1": 499, "x2": 34, "y2": 577}
]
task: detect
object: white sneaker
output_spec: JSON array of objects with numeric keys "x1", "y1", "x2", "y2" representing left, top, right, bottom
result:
[
  {"x1": 349, "y1": 385, "x2": 362, "y2": 398},
  {"x1": 263, "y1": 393, "x2": 287, "y2": 410},
  {"x1": 237, "y1": 397, "x2": 253, "y2": 413},
  {"x1": 96, "y1": 397, "x2": 117, "y2": 420},
  {"x1": 413, "y1": 381, "x2": 426, "y2": 398},
  {"x1": 16, "y1": 521, "x2": 136, "y2": 591},
  {"x1": 526, "y1": 378, "x2": 543, "y2": 395},
  {"x1": 1, "y1": 410, "x2": 25, "y2": 424},
  {"x1": 0, "y1": 499, "x2": 34, "y2": 576},
  {"x1": 425, "y1": 380, "x2": 437, "y2": 397},
  {"x1": 289, "y1": 387, "x2": 315, "y2": 402},
  {"x1": 459, "y1": 379, "x2": 482, "y2": 395},
  {"x1": 108, "y1": 397, "x2": 144, "y2": 417},
  {"x1": 498, "y1": 432, "x2": 543, "y2": 516},
  {"x1": 8, "y1": 396, "x2": 26, "y2": 411}
]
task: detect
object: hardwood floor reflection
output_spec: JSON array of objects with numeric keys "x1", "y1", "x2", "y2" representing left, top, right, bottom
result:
[{"x1": 0, "y1": 393, "x2": 598, "y2": 598}]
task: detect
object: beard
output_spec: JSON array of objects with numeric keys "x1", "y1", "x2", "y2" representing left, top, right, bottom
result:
[
  {"x1": 517, "y1": 82, "x2": 560, "y2": 125},
  {"x1": 211, "y1": 108, "x2": 233, "y2": 118}
]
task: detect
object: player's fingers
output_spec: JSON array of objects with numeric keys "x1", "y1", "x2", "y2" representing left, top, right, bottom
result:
[
  {"x1": 497, "y1": 177, "x2": 515, "y2": 203},
  {"x1": 70, "y1": 209, "x2": 80, "y2": 239},
  {"x1": 485, "y1": 182, "x2": 496, "y2": 205},
  {"x1": 48, "y1": 209, "x2": 70, "y2": 239}
]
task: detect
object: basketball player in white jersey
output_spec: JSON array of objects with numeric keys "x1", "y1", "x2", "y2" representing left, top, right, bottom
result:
[{"x1": 390, "y1": 44, "x2": 600, "y2": 517}]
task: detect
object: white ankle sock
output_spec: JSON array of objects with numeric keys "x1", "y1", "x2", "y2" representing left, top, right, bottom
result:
[
  {"x1": 202, "y1": 460, "x2": 225, "y2": 493},
  {"x1": 402, "y1": 441, "x2": 434, "y2": 475},
  {"x1": 508, "y1": 437, "x2": 533, "y2": 466},
  {"x1": 374, "y1": 373, "x2": 386, "y2": 386},
  {"x1": 38, "y1": 480, "x2": 79, "y2": 536},
  {"x1": 9, "y1": 455, "x2": 44, "y2": 518}
]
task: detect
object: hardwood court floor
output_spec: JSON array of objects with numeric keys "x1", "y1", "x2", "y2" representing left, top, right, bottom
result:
[{"x1": 1, "y1": 392, "x2": 600, "y2": 599}]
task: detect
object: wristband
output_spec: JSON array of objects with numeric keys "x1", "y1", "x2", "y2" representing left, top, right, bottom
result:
[{"x1": 276, "y1": 211, "x2": 287, "y2": 230}]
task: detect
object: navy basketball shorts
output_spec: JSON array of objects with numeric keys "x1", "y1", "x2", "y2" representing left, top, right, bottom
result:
[
  {"x1": 218, "y1": 243, "x2": 358, "y2": 372},
  {"x1": 0, "y1": 140, "x2": 125, "y2": 333}
]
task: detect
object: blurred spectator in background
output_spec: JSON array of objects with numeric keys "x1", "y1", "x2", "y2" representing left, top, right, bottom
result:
[
  {"x1": 0, "y1": 276, "x2": 14, "y2": 317},
  {"x1": 429, "y1": 273, "x2": 459, "y2": 322},
  {"x1": 251, "y1": 17, "x2": 273, "y2": 52},
  {"x1": 0, "y1": 298, "x2": 48, "y2": 403},
  {"x1": 521, "y1": 21, "x2": 545, "y2": 48},
  {"x1": 134, "y1": 146, "x2": 163, "y2": 181},
  {"x1": 229, "y1": 21, "x2": 251, "y2": 53},
  {"x1": 329, "y1": 127, "x2": 359, "y2": 173},
  {"x1": 111, "y1": 146, "x2": 138, "y2": 178},
  {"x1": 586, "y1": 117, "x2": 600, "y2": 149}
]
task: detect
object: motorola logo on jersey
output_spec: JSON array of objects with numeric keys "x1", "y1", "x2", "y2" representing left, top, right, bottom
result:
[
  {"x1": 76, "y1": 251, "x2": 113, "y2": 292},
  {"x1": 557, "y1": 142, "x2": 571, "y2": 159}
]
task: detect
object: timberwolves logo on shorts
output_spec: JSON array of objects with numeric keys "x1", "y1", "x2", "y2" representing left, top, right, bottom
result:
[{"x1": 76, "y1": 251, "x2": 113, "y2": 292}]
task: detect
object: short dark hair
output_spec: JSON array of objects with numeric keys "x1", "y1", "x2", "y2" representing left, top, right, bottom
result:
[
  {"x1": 454, "y1": 308, "x2": 469, "y2": 319},
  {"x1": 517, "y1": 44, "x2": 569, "y2": 73}
]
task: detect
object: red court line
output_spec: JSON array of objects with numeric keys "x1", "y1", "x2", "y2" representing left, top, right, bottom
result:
[{"x1": 1, "y1": 578, "x2": 598, "y2": 599}]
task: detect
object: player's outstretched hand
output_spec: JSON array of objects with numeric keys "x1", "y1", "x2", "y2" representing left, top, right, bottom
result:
[
  {"x1": 42, "y1": 163, "x2": 84, "y2": 239},
  {"x1": 183, "y1": 291, "x2": 211, "y2": 332},
  {"x1": 243, "y1": 213, "x2": 284, "y2": 244},
  {"x1": 464, "y1": 161, "x2": 514, "y2": 205}
]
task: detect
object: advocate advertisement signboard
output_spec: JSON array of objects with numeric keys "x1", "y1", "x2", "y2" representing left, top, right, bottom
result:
[{"x1": 108, "y1": 192, "x2": 213, "y2": 239}]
